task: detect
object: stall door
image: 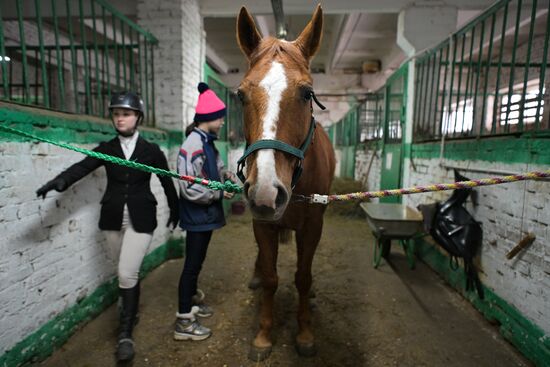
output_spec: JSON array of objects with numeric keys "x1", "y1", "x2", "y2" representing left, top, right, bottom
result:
[{"x1": 379, "y1": 66, "x2": 407, "y2": 204}]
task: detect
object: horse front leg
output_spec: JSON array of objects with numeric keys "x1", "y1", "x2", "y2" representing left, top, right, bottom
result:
[
  {"x1": 294, "y1": 221, "x2": 322, "y2": 357},
  {"x1": 247, "y1": 250, "x2": 262, "y2": 290},
  {"x1": 249, "y1": 221, "x2": 279, "y2": 361}
]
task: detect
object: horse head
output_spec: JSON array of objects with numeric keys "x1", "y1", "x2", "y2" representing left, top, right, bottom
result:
[{"x1": 236, "y1": 5, "x2": 323, "y2": 221}]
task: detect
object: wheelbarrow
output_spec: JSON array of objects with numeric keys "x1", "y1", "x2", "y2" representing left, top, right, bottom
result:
[{"x1": 360, "y1": 202, "x2": 424, "y2": 269}]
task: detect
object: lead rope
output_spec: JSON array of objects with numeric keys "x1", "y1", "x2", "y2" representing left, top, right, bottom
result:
[
  {"x1": 1, "y1": 123, "x2": 548, "y2": 203},
  {"x1": 0, "y1": 123, "x2": 243, "y2": 193}
]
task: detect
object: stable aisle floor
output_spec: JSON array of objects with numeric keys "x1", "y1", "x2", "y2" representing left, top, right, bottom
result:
[{"x1": 40, "y1": 210, "x2": 531, "y2": 367}]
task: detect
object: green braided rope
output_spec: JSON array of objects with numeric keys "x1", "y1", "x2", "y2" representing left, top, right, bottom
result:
[{"x1": 0, "y1": 123, "x2": 243, "y2": 193}]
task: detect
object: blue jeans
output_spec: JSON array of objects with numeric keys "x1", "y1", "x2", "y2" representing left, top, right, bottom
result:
[{"x1": 178, "y1": 230, "x2": 213, "y2": 313}]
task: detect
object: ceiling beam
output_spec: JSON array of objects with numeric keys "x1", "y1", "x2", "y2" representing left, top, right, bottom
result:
[
  {"x1": 329, "y1": 13, "x2": 361, "y2": 71},
  {"x1": 199, "y1": 0, "x2": 496, "y2": 16},
  {"x1": 324, "y1": 14, "x2": 346, "y2": 73}
]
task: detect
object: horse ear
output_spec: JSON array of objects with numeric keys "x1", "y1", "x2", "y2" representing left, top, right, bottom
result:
[
  {"x1": 237, "y1": 7, "x2": 262, "y2": 60},
  {"x1": 294, "y1": 5, "x2": 323, "y2": 62}
]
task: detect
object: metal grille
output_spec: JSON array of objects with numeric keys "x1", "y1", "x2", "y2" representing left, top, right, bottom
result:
[
  {"x1": 0, "y1": 0, "x2": 158, "y2": 125},
  {"x1": 359, "y1": 92, "x2": 384, "y2": 142},
  {"x1": 413, "y1": 0, "x2": 550, "y2": 141}
]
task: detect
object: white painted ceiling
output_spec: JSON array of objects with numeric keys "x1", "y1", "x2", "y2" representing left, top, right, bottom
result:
[{"x1": 200, "y1": 0, "x2": 493, "y2": 91}]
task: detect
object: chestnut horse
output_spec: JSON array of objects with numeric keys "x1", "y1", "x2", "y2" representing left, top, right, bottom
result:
[{"x1": 236, "y1": 5, "x2": 336, "y2": 361}]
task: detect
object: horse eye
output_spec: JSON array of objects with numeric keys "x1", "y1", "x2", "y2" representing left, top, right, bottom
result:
[
  {"x1": 302, "y1": 88, "x2": 313, "y2": 101},
  {"x1": 237, "y1": 89, "x2": 245, "y2": 103}
]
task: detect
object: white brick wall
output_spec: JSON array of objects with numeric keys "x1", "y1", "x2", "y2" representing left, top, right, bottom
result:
[
  {"x1": 137, "y1": 0, "x2": 203, "y2": 131},
  {"x1": 0, "y1": 140, "x2": 177, "y2": 355},
  {"x1": 401, "y1": 157, "x2": 550, "y2": 334},
  {"x1": 1, "y1": 0, "x2": 205, "y2": 357}
]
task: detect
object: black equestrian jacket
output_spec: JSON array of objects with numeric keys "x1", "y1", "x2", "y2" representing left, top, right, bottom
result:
[{"x1": 54, "y1": 136, "x2": 178, "y2": 233}]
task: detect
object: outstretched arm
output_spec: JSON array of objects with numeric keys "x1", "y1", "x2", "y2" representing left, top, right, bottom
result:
[{"x1": 36, "y1": 143, "x2": 105, "y2": 199}]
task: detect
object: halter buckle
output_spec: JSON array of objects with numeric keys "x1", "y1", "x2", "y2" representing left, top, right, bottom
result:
[{"x1": 311, "y1": 194, "x2": 329, "y2": 205}]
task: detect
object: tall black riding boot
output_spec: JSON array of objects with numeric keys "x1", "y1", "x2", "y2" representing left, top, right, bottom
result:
[{"x1": 116, "y1": 283, "x2": 140, "y2": 362}]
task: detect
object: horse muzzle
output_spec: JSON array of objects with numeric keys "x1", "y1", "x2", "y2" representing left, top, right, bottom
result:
[{"x1": 244, "y1": 180, "x2": 289, "y2": 221}]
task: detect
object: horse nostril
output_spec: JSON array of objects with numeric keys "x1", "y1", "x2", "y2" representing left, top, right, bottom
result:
[{"x1": 275, "y1": 185, "x2": 288, "y2": 207}]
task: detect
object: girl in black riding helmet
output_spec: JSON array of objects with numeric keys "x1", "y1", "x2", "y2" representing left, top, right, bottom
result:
[{"x1": 36, "y1": 91, "x2": 179, "y2": 363}]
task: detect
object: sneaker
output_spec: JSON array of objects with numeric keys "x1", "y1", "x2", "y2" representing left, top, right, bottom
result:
[{"x1": 173, "y1": 307, "x2": 212, "y2": 341}]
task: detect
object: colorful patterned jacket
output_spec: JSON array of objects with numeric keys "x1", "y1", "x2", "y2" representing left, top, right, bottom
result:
[{"x1": 177, "y1": 128, "x2": 227, "y2": 231}]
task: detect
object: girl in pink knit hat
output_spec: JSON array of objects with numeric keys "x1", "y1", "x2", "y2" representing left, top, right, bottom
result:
[{"x1": 174, "y1": 82, "x2": 237, "y2": 341}]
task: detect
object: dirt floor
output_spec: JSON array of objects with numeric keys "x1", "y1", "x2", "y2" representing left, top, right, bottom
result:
[{"x1": 39, "y1": 196, "x2": 531, "y2": 367}]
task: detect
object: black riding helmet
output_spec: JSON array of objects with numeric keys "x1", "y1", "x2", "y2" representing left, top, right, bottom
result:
[{"x1": 109, "y1": 91, "x2": 145, "y2": 123}]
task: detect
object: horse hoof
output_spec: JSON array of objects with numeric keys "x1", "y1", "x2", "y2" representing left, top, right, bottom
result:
[
  {"x1": 296, "y1": 342, "x2": 317, "y2": 357},
  {"x1": 248, "y1": 345, "x2": 272, "y2": 361},
  {"x1": 248, "y1": 276, "x2": 261, "y2": 290}
]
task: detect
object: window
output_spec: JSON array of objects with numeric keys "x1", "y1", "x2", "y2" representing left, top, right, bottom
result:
[
  {"x1": 442, "y1": 99, "x2": 474, "y2": 135},
  {"x1": 499, "y1": 82, "x2": 545, "y2": 126}
]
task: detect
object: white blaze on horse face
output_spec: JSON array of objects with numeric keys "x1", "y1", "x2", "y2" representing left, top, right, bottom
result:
[{"x1": 256, "y1": 61, "x2": 287, "y2": 190}]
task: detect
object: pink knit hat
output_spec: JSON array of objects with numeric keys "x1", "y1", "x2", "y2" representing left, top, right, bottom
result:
[{"x1": 194, "y1": 82, "x2": 226, "y2": 123}]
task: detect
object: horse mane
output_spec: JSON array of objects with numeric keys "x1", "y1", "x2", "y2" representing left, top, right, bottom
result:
[{"x1": 249, "y1": 37, "x2": 309, "y2": 70}]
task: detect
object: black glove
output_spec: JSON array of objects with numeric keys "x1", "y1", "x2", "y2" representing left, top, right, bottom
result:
[
  {"x1": 166, "y1": 207, "x2": 179, "y2": 229},
  {"x1": 36, "y1": 177, "x2": 67, "y2": 199}
]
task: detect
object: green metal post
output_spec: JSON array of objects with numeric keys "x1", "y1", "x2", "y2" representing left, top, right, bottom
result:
[
  {"x1": 518, "y1": 0, "x2": 537, "y2": 132},
  {"x1": 79, "y1": 0, "x2": 92, "y2": 114},
  {"x1": 51, "y1": 0, "x2": 66, "y2": 110},
  {"x1": 102, "y1": 5, "x2": 111, "y2": 112},
  {"x1": 471, "y1": 22, "x2": 485, "y2": 137},
  {"x1": 120, "y1": 19, "x2": 127, "y2": 90},
  {"x1": 128, "y1": 29, "x2": 135, "y2": 91},
  {"x1": 480, "y1": 13, "x2": 496, "y2": 136},
  {"x1": 438, "y1": 43, "x2": 450, "y2": 138},
  {"x1": 16, "y1": 0, "x2": 30, "y2": 103},
  {"x1": 34, "y1": 50, "x2": 38, "y2": 103},
  {"x1": 34, "y1": 0, "x2": 50, "y2": 107},
  {"x1": 66, "y1": 0, "x2": 80, "y2": 112},
  {"x1": 413, "y1": 59, "x2": 423, "y2": 137},
  {"x1": 504, "y1": 0, "x2": 523, "y2": 133},
  {"x1": 144, "y1": 42, "x2": 149, "y2": 122},
  {"x1": 461, "y1": 26, "x2": 475, "y2": 136},
  {"x1": 453, "y1": 33, "x2": 467, "y2": 137},
  {"x1": 112, "y1": 13, "x2": 120, "y2": 90},
  {"x1": 424, "y1": 54, "x2": 434, "y2": 135},
  {"x1": 137, "y1": 35, "x2": 143, "y2": 98},
  {"x1": 429, "y1": 48, "x2": 443, "y2": 139},
  {"x1": 91, "y1": 1, "x2": 102, "y2": 117},
  {"x1": 535, "y1": 0, "x2": 550, "y2": 129},
  {"x1": 492, "y1": 1, "x2": 509, "y2": 134},
  {"x1": 445, "y1": 35, "x2": 458, "y2": 137},
  {"x1": 0, "y1": 6, "x2": 9, "y2": 98},
  {"x1": 420, "y1": 53, "x2": 431, "y2": 136},
  {"x1": 152, "y1": 42, "x2": 157, "y2": 125}
]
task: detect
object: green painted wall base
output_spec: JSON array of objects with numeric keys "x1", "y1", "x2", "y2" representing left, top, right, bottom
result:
[
  {"x1": 411, "y1": 137, "x2": 550, "y2": 165},
  {"x1": 0, "y1": 236, "x2": 184, "y2": 367},
  {"x1": 0, "y1": 104, "x2": 180, "y2": 149},
  {"x1": 415, "y1": 239, "x2": 550, "y2": 366}
]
